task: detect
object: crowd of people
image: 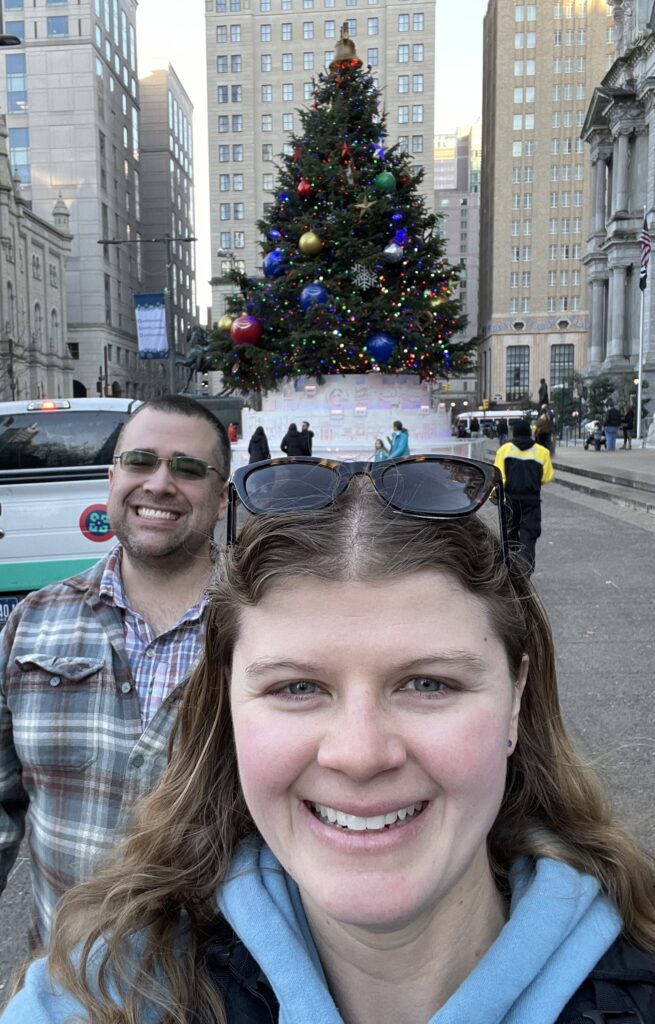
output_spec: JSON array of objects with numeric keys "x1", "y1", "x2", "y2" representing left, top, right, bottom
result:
[{"x1": 2, "y1": 392, "x2": 653, "y2": 1024}]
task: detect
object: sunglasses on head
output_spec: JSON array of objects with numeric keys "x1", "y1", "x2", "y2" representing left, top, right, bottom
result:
[
  {"x1": 227, "y1": 455, "x2": 509, "y2": 565},
  {"x1": 113, "y1": 449, "x2": 222, "y2": 481}
]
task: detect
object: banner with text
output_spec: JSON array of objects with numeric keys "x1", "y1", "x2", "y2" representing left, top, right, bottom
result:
[{"x1": 134, "y1": 293, "x2": 168, "y2": 359}]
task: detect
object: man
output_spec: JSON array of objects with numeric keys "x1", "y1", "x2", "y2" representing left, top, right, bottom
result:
[
  {"x1": 604, "y1": 399, "x2": 622, "y2": 452},
  {"x1": 0, "y1": 394, "x2": 230, "y2": 945},
  {"x1": 300, "y1": 420, "x2": 314, "y2": 455},
  {"x1": 494, "y1": 419, "x2": 554, "y2": 574},
  {"x1": 534, "y1": 404, "x2": 553, "y2": 452},
  {"x1": 538, "y1": 378, "x2": 549, "y2": 407}
]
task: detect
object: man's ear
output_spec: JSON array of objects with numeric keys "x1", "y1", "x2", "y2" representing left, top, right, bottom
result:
[{"x1": 216, "y1": 481, "x2": 230, "y2": 521}]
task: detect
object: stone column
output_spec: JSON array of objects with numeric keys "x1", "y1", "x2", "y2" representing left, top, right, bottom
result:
[
  {"x1": 592, "y1": 157, "x2": 606, "y2": 233},
  {"x1": 614, "y1": 132, "x2": 630, "y2": 214},
  {"x1": 588, "y1": 278, "x2": 606, "y2": 367},
  {"x1": 604, "y1": 264, "x2": 629, "y2": 367}
]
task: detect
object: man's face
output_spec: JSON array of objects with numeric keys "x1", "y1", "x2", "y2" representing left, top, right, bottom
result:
[
  {"x1": 107, "y1": 409, "x2": 228, "y2": 569},
  {"x1": 302, "y1": 422, "x2": 309, "y2": 431}
]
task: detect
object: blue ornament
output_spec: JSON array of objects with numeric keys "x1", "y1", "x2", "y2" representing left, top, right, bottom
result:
[
  {"x1": 367, "y1": 332, "x2": 396, "y2": 364},
  {"x1": 391, "y1": 212, "x2": 404, "y2": 223},
  {"x1": 299, "y1": 281, "x2": 328, "y2": 310},
  {"x1": 394, "y1": 228, "x2": 408, "y2": 245},
  {"x1": 268, "y1": 228, "x2": 281, "y2": 240},
  {"x1": 263, "y1": 248, "x2": 287, "y2": 277}
]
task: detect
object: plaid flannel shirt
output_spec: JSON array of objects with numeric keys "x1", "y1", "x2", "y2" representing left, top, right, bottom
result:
[{"x1": 0, "y1": 551, "x2": 206, "y2": 945}]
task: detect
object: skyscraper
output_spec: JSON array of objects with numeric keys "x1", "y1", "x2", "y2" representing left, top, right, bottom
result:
[
  {"x1": 478, "y1": 0, "x2": 613, "y2": 406},
  {"x1": 205, "y1": 0, "x2": 436, "y2": 320}
]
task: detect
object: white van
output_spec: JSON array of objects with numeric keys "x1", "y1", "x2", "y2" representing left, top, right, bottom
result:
[
  {"x1": 0, "y1": 397, "x2": 139, "y2": 625},
  {"x1": 451, "y1": 409, "x2": 535, "y2": 438}
]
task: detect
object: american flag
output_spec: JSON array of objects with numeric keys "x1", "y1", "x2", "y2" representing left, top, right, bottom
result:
[{"x1": 640, "y1": 215, "x2": 651, "y2": 291}]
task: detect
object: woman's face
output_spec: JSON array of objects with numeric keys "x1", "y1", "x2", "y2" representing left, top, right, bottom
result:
[{"x1": 230, "y1": 571, "x2": 526, "y2": 934}]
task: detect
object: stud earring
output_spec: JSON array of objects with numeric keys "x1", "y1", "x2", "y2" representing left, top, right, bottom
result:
[{"x1": 507, "y1": 740, "x2": 513, "y2": 749}]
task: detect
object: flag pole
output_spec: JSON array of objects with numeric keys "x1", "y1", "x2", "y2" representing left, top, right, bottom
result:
[
  {"x1": 637, "y1": 282, "x2": 645, "y2": 444},
  {"x1": 637, "y1": 206, "x2": 650, "y2": 446}
]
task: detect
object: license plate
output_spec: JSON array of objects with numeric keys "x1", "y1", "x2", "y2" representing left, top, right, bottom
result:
[{"x1": 0, "y1": 597, "x2": 18, "y2": 628}]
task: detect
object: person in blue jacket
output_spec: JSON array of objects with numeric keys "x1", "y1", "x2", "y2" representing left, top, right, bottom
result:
[
  {"x1": 3, "y1": 455, "x2": 655, "y2": 1024},
  {"x1": 388, "y1": 419, "x2": 410, "y2": 458}
]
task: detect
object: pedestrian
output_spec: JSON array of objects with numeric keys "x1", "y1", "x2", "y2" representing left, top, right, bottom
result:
[
  {"x1": 280, "y1": 422, "x2": 310, "y2": 456},
  {"x1": 0, "y1": 394, "x2": 231, "y2": 947},
  {"x1": 538, "y1": 378, "x2": 549, "y2": 407},
  {"x1": 604, "y1": 399, "x2": 622, "y2": 452},
  {"x1": 387, "y1": 419, "x2": 410, "y2": 458},
  {"x1": 470, "y1": 415, "x2": 480, "y2": 438},
  {"x1": 371, "y1": 437, "x2": 389, "y2": 461},
  {"x1": 494, "y1": 418, "x2": 554, "y2": 574},
  {"x1": 534, "y1": 404, "x2": 553, "y2": 452},
  {"x1": 300, "y1": 420, "x2": 314, "y2": 455},
  {"x1": 621, "y1": 404, "x2": 634, "y2": 450},
  {"x1": 496, "y1": 417, "x2": 509, "y2": 447},
  {"x1": 247, "y1": 425, "x2": 271, "y2": 463},
  {"x1": 6, "y1": 455, "x2": 655, "y2": 1022},
  {"x1": 227, "y1": 422, "x2": 238, "y2": 444}
]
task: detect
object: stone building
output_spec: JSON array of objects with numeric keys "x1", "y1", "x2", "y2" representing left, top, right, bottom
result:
[
  {"x1": 0, "y1": 117, "x2": 72, "y2": 401},
  {"x1": 581, "y1": 0, "x2": 655, "y2": 396}
]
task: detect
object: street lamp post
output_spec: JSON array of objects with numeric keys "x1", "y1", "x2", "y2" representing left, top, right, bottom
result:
[{"x1": 98, "y1": 234, "x2": 196, "y2": 394}]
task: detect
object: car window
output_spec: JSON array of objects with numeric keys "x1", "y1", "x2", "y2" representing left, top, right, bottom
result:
[{"x1": 0, "y1": 412, "x2": 128, "y2": 470}]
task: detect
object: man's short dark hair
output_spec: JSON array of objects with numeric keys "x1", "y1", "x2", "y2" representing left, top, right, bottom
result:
[{"x1": 114, "y1": 395, "x2": 231, "y2": 480}]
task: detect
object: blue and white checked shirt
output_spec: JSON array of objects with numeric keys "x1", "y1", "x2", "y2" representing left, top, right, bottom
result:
[{"x1": 0, "y1": 548, "x2": 208, "y2": 945}]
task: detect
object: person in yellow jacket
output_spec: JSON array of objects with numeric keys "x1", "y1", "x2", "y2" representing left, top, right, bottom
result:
[{"x1": 494, "y1": 419, "x2": 554, "y2": 573}]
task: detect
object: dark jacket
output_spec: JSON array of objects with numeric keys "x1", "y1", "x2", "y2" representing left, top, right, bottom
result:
[
  {"x1": 280, "y1": 429, "x2": 310, "y2": 457},
  {"x1": 300, "y1": 428, "x2": 314, "y2": 455},
  {"x1": 623, "y1": 407, "x2": 635, "y2": 430},
  {"x1": 605, "y1": 406, "x2": 623, "y2": 428},
  {"x1": 201, "y1": 922, "x2": 655, "y2": 1024},
  {"x1": 248, "y1": 430, "x2": 271, "y2": 464}
]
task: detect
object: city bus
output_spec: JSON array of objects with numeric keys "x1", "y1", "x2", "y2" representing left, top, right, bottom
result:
[{"x1": 451, "y1": 408, "x2": 537, "y2": 438}]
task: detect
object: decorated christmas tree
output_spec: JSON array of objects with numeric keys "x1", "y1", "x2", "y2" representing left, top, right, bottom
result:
[{"x1": 210, "y1": 26, "x2": 473, "y2": 395}]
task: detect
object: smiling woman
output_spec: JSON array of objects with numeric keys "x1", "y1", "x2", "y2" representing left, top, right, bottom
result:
[{"x1": 4, "y1": 464, "x2": 655, "y2": 1024}]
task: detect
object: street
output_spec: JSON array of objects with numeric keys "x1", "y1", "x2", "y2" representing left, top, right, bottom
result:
[{"x1": 1, "y1": 480, "x2": 655, "y2": 994}]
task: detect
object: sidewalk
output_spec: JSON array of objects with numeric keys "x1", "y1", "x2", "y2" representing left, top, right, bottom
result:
[{"x1": 553, "y1": 440, "x2": 655, "y2": 492}]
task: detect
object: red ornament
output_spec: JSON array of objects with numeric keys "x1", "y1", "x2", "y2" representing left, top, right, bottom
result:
[
  {"x1": 340, "y1": 142, "x2": 352, "y2": 163},
  {"x1": 230, "y1": 315, "x2": 262, "y2": 346},
  {"x1": 399, "y1": 175, "x2": 411, "y2": 188},
  {"x1": 297, "y1": 178, "x2": 314, "y2": 199},
  {"x1": 293, "y1": 147, "x2": 302, "y2": 162}
]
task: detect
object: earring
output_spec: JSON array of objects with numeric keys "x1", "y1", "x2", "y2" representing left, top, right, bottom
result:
[{"x1": 507, "y1": 740, "x2": 513, "y2": 749}]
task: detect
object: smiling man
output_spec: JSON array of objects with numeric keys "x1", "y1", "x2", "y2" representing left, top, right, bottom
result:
[{"x1": 0, "y1": 395, "x2": 230, "y2": 946}]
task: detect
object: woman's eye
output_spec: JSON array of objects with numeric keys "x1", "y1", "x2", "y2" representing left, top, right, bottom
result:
[
  {"x1": 276, "y1": 680, "x2": 321, "y2": 698},
  {"x1": 402, "y1": 676, "x2": 447, "y2": 694}
]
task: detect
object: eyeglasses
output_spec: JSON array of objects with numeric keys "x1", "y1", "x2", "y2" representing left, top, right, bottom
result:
[
  {"x1": 227, "y1": 455, "x2": 509, "y2": 565},
  {"x1": 113, "y1": 449, "x2": 222, "y2": 481}
]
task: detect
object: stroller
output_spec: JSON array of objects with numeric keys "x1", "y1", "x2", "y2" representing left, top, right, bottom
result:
[{"x1": 583, "y1": 421, "x2": 605, "y2": 450}]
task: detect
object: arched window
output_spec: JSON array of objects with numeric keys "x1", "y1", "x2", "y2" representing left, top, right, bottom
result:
[
  {"x1": 33, "y1": 302, "x2": 42, "y2": 350},
  {"x1": 50, "y1": 309, "x2": 59, "y2": 352}
]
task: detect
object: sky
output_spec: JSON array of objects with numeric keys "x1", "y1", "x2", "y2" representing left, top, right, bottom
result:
[{"x1": 136, "y1": 0, "x2": 488, "y2": 314}]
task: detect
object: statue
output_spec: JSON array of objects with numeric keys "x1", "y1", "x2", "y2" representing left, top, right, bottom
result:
[{"x1": 181, "y1": 325, "x2": 212, "y2": 391}]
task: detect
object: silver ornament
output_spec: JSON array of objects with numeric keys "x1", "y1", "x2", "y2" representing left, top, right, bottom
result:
[{"x1": 382, "y1": 242, "x2": 404, "y2": 263}]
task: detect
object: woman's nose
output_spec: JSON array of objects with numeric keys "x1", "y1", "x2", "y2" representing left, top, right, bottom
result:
[{"x1": 316, "y1": 698, "x2": 407, "y2": 781}]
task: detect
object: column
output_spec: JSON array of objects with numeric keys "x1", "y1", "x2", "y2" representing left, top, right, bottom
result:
[
  {"x1": 614, "y1": 133, "x2": 629, "y2": 213},
  {"x1": 588, "y1": 278, "x2": 606, "y2": 367},
  {"x1": 604, "y1": 264, "x2": 628, "y2": 365},
  {"x1": 592, "y1": 157, "x2": 606, "y2": 233}
]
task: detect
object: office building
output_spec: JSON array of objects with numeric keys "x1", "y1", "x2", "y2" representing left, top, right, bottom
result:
[
  {"x1": 478, "y1": 0, "x2": 613, "y2": 406},
  {"x1": 0, "y1": 0, "x2": 164, "y2": 398},
  {"x1": 139, "y1": 63, "x2": 197, "y2": 361},
  {"x1": 205, "y1": 0, "x2": 436, "y2": 319}
]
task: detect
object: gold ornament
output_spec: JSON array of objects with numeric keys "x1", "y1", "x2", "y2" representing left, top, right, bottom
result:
[
  {"x1": 218, "y1": 314, "x2": 234, "y2": 333},
  {"x1": 299, "y1": 230, "x2": 323, "y2": 256}
]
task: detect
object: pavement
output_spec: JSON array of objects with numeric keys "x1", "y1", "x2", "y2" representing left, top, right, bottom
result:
[{"x1": 552, "y1": 440, "x2": 655, "y2": 513}]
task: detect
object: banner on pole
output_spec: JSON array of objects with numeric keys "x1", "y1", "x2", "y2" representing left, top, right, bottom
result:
[{"x1": 134, "y1": 293, "x2": 168, "y2": 359}]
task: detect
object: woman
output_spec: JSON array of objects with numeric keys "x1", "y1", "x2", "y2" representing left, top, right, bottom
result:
[
  {"x1": 4, "y1": 456, "x2": 655, "y2": 1024},
  {"x1": 247, "y1": 425, "x2": 271, "y2": 463},
  {"x1": 280, "y1": 422, "x2": 310, "y2": 457},
  {"x1": 622, "y1": 405, "x2": 634, "y2": 450},
  {"x1": 388, "y1": 420, "x2": 410, "y2": 458}
]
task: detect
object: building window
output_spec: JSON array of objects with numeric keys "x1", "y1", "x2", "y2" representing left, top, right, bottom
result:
[
  {"x1": 412, "y1": 74, "x2": 423, "y2": 92},
  {"x1": 398, "y1": 105, "x2": 409, "y2": 123},
  {"x1": 512, "y1": 141, "x2": 522, "y2": 157},
  {"x1": 261, "y1": 84, "x2": 273, "y2": 101},
  {"x1": 324, "y1": 18, "x2": 335, "y2": 34},
  {"x1": 506, "y1": 346, "x2": 530, "y2": 401},
  {"x1": 231, "y1": 85, "x2": 242, "y2": 102},
  {"x1": 216, "y1": 25, "x2": 227, "y2": 42},
  {"x1": 303, "y1": 52, "x2": 314, "y2": 68},
  {"x1": 234, "y1": 202, "x2": 244, "y2": 219},
  {"x1": 398, "y1": 13, "x2": 409, "y2": 30},
  {"x1": 234, "y1": 231, "x2": 245, "y2": 248},
  {"x1": 412, "y1": 43, "x2": 424, "y2": 60},
  {"x1": 398, "y1": 75, "x2": 409, "y2": 93},
  {"x1": 47, "y1": 15, "x2": 69, "y2": 34},
  {"x1": 220, "y1": 231, "x2": 231, "y2": 249},
  {"x1": 232, "y1": 144, "x2": 243, "y2": 161},
  {"x1": 219, "y1": 144, "x2": 229, "y2": 162},
  {"x1": 263, "y1": 173, "x2": 274, "y2": 190},
  {"x1": 413, "y1": 11, "x2": 424, "y2": 29},
  {"x1": 6, "y1": 53, "x2": 27, "y2": 113},
  {"x1": 218, "y1": 115, "x2": 229, "y2": 132},
  {"x1": 219, "y1": 174, "x2": 230, "y2": 192},
  {"x1": 217, "y1": 86, "x2": 229, "y2": 103},
  {"x1": 262, "y1": 143, "x2": 273, "y2": 160},
  {"x1": 282, "y1": 112, "x2": 293, "y2": 130},
  {"x1": 217, "y1": 55, "x2": 228, "y2": 73},
  {"x1": 233, "y1": 174, "x2": 244, "y2": 191},
  {"x1": 232, "y1": 114, "x2": 243, "y2": 131},
  {"x1": 282, "y1": 21, "x2": 293, "y2": 38},
  {"x1": 398, "y1": 44, "x2": 409, "y2": 62},
  {"x1": 261, "y1": 53, "x2": 272, "y2": 71},
  {"x1": 220, "y1": 203, "x2": 230, "y2": 220},
  {"x1": 282, "y1": 52, "x2": 294, "y2": 70},
  {"x1": 262, "y1": 114, "x2": 272, "y2": 131},
  {"x1": 411, "y1": 104, "x2": 423, "y2": 122},
  {"x1": 550, "y1": 343, "x2": 574, "y2": 386},
  {"x1": 411, "y1": 135, "x2": 423, "y2": 153},
  {"x1": 260, "y1": 23, "x2": 271, "y2": 41},
  {"x1": 231, "y1": 55, "x2": 241, "y2": 72},
  {"x1": 304, "y1": 82, "x2": 313, "y2": 99},
  {"x1": 283, "y1": 83, "x2": 294, "y2": 101},
  {"x1": 367, "y1": 47, "x2": 378, "y2": 64},
  {"x1": 230, "y1": 24, "x2": 240, "y2": 41},
  {"x1": 367, "y1": 16, "x2": 378, "y2": 33},
  {"x1": 8, "y1": 126, "x2": 30, "y2": 184},
  {"x1": 303, "y1": 20, "x2": 314, "y2": 36}
]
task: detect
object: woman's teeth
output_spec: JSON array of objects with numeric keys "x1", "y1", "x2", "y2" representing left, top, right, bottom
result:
[{"x1": 311, "y1": 801, "x2": 425, "y2": 831}]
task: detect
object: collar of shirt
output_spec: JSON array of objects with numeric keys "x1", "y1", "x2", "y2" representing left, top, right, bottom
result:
[{"x1": 99, "y1": 544, "x2": 208, "y2": 633}]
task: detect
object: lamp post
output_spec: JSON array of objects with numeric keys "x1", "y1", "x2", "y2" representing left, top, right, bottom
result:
[{"x1": 98, "y1": 234, "x2": 196, "y2": 394}]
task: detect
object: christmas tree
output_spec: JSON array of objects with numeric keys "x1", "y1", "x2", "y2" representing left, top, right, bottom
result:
[{"x1": 211, "y1": 26, "x2": 473, "y2": 395}]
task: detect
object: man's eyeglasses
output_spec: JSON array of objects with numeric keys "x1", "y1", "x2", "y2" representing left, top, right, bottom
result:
[
  {"x1": 113, "y1": 449, "x2": 222, "y2": 481},
  {"x1": 227, "y1": 455, "x2": 509, "y2": 565}
]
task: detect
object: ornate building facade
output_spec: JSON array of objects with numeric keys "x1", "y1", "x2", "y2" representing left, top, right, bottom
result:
[
  {"x1": 0, "y1": 118, "x2": 72, "y2": 401},
  {"x1": 581, "y1": 0, "x2": 655, "y2": 395}
]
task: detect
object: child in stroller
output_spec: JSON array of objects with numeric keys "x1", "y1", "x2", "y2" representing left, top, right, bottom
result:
[{"x1": 583, "y1": 420, "x2": 605, "y2": 450}]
